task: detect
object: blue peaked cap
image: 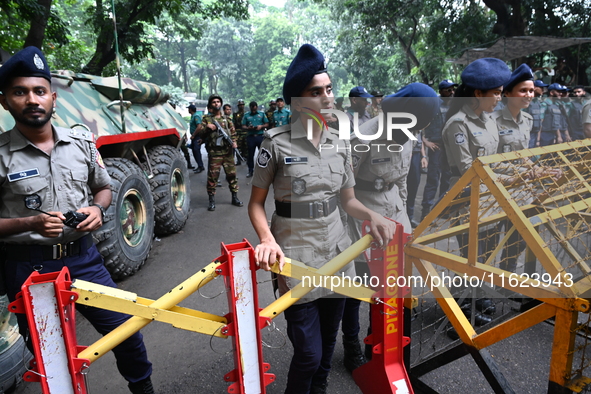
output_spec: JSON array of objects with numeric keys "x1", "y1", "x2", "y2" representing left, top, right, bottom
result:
[
  {"x1": 283, "y1": 44, "x2": 327, "y2": 105},
  {"x1": 381, "y1": 83, "x2": 439, "y2": 131},
  {"x1": 504, "y1": 63, "x2": 535, "y2": 92},
  {"x1": 461, "y1": 58, "x2": 511, "y2": 90},
  {"x1": 0, "y1": 46, "x2": 51, "y2": 90}
]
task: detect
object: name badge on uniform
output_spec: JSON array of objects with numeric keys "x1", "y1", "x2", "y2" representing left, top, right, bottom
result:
[
  {"x1": 8, "y1": 168, "x2": 40, "y2": 182},
  {"x1": 284, "y1": 157, "x2": 308, "y2": 164},
  {"x1": 499, "y1": 129, "x2": 513, "y2": 136},
  {"x1": 371, "y1": 157, "x2": 391, "y2": 165},
  {"x1": 471, "y1": 131, "x2": 483, "y2": 137}
]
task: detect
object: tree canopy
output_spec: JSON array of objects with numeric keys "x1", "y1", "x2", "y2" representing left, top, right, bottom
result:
[{"x1": 1, "y1": 0, "x2": 589, "y2": 102}]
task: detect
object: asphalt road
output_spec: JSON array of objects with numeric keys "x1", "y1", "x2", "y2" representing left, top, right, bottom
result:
[{"x1": 12, "y1": 161, "x2": 565, "y2": 394}]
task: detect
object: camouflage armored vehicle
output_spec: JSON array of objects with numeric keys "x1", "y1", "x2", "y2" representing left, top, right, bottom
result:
[{"x1": 0, "y1": 70, "x2": 191, "y2": 280}]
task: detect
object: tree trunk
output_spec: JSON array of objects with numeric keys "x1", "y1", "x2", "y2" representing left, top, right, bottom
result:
[{"x1": 23, "y1": 0, "x2": 52, "y2": 49}]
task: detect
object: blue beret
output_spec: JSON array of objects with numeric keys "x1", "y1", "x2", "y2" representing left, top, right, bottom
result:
[
  {"x1": 0, "y1": 46, "x2": 51, "y2": 90},
  {"x1": 283, "y1": 44, "x2": 327, "y2": 105},
  {"x1": 461, "y1": 58, "x2": 511, "y2": 91},
  {"x1": 534, "y1": 80, "x2": 549, "y2": 88},
  {"x1": 504, "y1": 63, "x2": 534, "y2": 92},
  {"x1": 382, "y1": 83, "x2": 439, "y2": 131},
  {"x1": 349, "y1": 86, "x2": 373, "y2": 98},
  {"x1": 438, "y1": 79, "x2": 458, "y2": 89},
  {"x1": 548, "y1": 83, "x2": 567, "y2": 92}
]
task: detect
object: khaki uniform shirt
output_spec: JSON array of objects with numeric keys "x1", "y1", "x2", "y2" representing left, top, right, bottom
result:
[
  {"x1": 492, "y1": 106, "x2": 532, "y2": 153},
  {"x1": 0, "y1": 126, "x2": 110, "y2": 245},
  {"x1": 349, "y1": 116, "x2": 411, "y2": 235},
  {"x1": 252, "y1": 120, "x2": 355, "y2": 303},
  {"x1": 442, "y1": 104, "x2": 499, "y2": 179}
]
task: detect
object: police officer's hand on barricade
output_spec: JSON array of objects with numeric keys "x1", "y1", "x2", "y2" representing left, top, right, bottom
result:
[
  {"x1": 254, "y1": 238, "x2": 285, "y2": 272},
  {"x1": 365, "y1": 211, "x2": 397, "y2": 249}
]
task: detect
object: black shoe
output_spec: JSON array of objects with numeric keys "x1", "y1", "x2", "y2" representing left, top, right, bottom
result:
[
  {"x1": 232, "y1": 193, "x2": 243, "y2": 207},
  {"x1": 195, "y1": 167, "x2": 205, "y2": 173},
  {"x1": 208, "y1": 195, "x2": 215, "y2": 211},
  {"x1": 461, "y1": 307, "x2": 493, "y2": 326},
  {"x1": 128, "y1": 377, "x2": 154, "y2": 394},
  {"x1": 310, "y1": 380, "x2": 328, "y2": 394},
  {"x1": 343, "y1": 336, "x2": 367, "y2": 373},
  {"x1": 461, "y1": 298, "x2": 496, "y2": 315},
  {"x1": 187, "y1": 164, "x2": 195, "y2": 169},
  {"x1": 246, "y1": 171, "x2": 253, "y2": 178}
]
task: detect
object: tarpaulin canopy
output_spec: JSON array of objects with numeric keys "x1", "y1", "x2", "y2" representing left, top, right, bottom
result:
[{"x1": 448, "y1": 36, "x2": 591, "y2": 65}]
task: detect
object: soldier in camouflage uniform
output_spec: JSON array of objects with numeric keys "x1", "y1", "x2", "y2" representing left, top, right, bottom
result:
[
  {"x1": 233, "y1": 99, "x2": 247, "y2": 165},
  {"x1": 198, "y1": 94, "x2": 243, "y2": 211},
  {"x1": 266, "y1": 99, "x2": 277, "y2": 129}
]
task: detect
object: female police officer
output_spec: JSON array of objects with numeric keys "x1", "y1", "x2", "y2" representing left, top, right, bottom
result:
[
  {"x1": 492, "y1": 64, "x2": 562, "y2": 273},
  {"x1": 441, "y1": 57, "x2": 512, "y2": 324},
  {"x1": 248, "y1": 44, "x2": 395, "y2": 394}
]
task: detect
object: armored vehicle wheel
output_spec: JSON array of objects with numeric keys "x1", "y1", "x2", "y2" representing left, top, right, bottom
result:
[
  {"x1": 147, "y1": 145, "x2": 191, "y2": 235},
  {"x1": 0, "y1": 295, "x2": 31, "y2": 393},
  {"x1": 94, "y1": 158, "x2": 155, "y2": 280}
]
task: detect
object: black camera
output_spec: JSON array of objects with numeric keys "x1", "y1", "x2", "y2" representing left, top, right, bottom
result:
[{"x1": 63, "y1": 211, "x2": 88, "y2": 228}]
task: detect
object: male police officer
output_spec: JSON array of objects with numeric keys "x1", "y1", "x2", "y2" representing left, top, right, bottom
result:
[
  {"x1": 198, "y1": 95, "x2": 243, "y2": 211},
  {"x1": 233, "y1": 99, "x2": 247, "y2": 165},
  {"x1": 242, "y1": 101, "x2": 269, "y2": 178},
  {"x1": 0, "y1": 47, "x2": 153, "y2": 394},
  {"x1": 346, "y1": 86, "x2": 373, "y2": 130},
  {"x1": 273, "y1": 97, "x2": 291, "y2": 127}
]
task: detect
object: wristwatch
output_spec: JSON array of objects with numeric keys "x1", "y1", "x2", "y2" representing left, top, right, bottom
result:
[{"x1": 92, "y1": 203, "x2": 106, "y2": 220}]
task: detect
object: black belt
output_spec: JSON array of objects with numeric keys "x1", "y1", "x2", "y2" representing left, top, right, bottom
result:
[
  {"x1": 1, "y1": 234, "x2": 92, "y2": 261},
  {"x1": 354, "y1": 178, "x2": 395, "y2": 193},
  {"x1": 275, "y1": 196, "x2": 338, "y2": 219}
]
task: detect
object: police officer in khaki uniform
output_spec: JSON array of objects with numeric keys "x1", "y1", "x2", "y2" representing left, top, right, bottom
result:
[
  {"x1": 343, "y1": 83, "x2": 439, "y2": 371},
  {"x1": 0, "y1": 47, "x2": 154, "y2": 394},
  {"x1": 248, "y1": 44, "x2": 395, "y2": 394},
  {"x1": 442, "y1": 57, "x2": 511, "y2": 326}
]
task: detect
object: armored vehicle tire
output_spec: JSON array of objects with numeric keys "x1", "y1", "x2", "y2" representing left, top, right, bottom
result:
[
  {"x1": 147, "y1": 145, "x2": 191, "y2": 235},
  {"x1": 94, "y1": 158, "x2": 155, "y2": 280},
  {"x1": 0, "y1": 295, "x2": 31, "y2": 394}
]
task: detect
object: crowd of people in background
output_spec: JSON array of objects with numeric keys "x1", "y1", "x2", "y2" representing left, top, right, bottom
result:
[{"x1": 181, "y1": 69, "x2": 590, "y2": 230}]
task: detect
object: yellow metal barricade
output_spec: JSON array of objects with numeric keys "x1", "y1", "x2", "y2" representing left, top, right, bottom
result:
[{"x1": 406, "y1": 140, "x2": 591, "y2": 393}]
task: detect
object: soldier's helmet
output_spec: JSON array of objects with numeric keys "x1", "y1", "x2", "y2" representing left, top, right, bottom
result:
[
  {"x1": 237, "y1": 99, "x2": 245, "y2": 105},
  {"x1": 208, "y1": 94, "x2": 223, "y2": 107}
]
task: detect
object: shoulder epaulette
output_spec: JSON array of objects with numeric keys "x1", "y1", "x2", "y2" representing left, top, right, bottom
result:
[
  {"x1": 59, "y1": 126, "x2": 95, "y2": 143},
  {"x1": 264, "y1": 124, "x2": 290, "y2": 139},
  {"x1": 522, "y1": 111, "x2": 533, "y2": 120}
]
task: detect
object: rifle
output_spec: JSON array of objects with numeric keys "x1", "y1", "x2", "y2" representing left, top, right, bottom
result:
[{"x1": 212, "y1": 118, "x2": 245, "y2": 162}]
